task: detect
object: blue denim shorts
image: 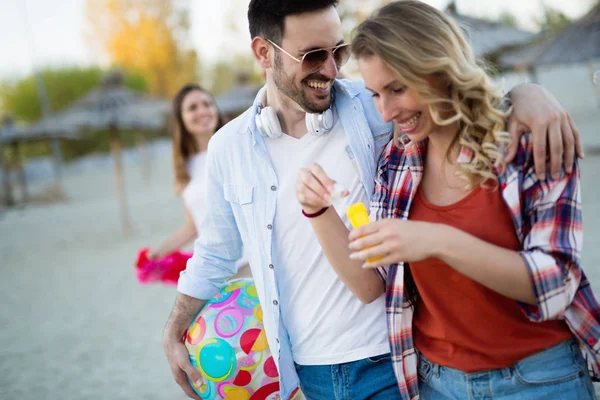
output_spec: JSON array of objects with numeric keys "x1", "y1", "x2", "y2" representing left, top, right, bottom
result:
[
  {"x1": 295, "y1": 353, "x2": 402, "y2": 400},
  {"x1": 418, "y1": 339, "x2": 596, "y2": 399}
]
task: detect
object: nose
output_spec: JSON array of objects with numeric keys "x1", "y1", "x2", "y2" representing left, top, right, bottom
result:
[
  {"x1": 379, "y1": 96, "x2": 396, "y2": 123},
  {"x1": 318, "y1": 52, "x2": 338, "y2": 79}
]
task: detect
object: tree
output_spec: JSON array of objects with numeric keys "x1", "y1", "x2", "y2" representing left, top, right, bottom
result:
[
  {"x1": 535, "y1": 6, "x2": 572, "y2": 33},
  {"x1": 337, "y1": 0, "x2": 392, "y2": 39},
  {"x1": 0, "y1": 67, "x2": 147, "y2": 123},
  {"x1": 85, "y1": 0, "x2": 199, "y2": 97},
  {"x1": 498, "y1": 11, "x2": 519, "y2": 28},
  {"x1": 207, "y1": 55, "x2": 264, "y2": 96}
]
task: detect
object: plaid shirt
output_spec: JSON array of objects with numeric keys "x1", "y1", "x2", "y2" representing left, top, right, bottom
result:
[{"x1": 371, "y1": 134, "x2": 600, "y2": 400}]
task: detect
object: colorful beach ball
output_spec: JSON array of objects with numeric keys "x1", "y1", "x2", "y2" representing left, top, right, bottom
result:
[{"x1": 184, "y1": 279, "x2": 281, "y2": 400}]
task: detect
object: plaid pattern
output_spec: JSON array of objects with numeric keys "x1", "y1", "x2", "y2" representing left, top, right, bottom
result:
[{"x1": 371, "y1": 134, "x2": 600, "y2": 400}]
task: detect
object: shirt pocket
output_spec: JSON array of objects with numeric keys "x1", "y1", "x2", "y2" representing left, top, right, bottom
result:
[
  {"x1": 223, "y1": 184, "x2": 254, "y2": 205},
  {"x1": 223, "y1": 184, "x2": 255, "y2": 238}
]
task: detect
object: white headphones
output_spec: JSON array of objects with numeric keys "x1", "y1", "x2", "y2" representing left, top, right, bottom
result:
[{"x1": 254, "y1": 89, "x2": 335, "y2": 139}]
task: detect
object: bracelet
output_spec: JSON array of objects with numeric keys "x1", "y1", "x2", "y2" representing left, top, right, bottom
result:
[{"x1": 302, "y1": 207, "x2": 329, "y2": 218}]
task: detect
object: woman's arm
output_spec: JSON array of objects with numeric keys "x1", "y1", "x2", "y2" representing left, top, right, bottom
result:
[
  {"x1": 148, "y1": 206, "x2": 197, "y2": 260},
  {"x1": 297, "y1": 163, "x2": 384, "y2": 304},
  {"x1": 348, "y1": 219, "x2": 535, "y2": 303},
  {"x1": 350, "y1": 139, "x2": 582, "y2": 315},
  {"x1": 434, "y1": 224, "x2": 536, "y2": 304}
]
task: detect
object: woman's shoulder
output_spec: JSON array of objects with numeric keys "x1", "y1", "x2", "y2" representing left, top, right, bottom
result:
[{"x1": 379, "y1": 135, "x2": 423, "y2": 170}]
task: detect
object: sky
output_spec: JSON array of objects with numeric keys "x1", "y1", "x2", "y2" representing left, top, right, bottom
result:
[{"x1": 0, "y1": 0, "x2": 595, "y2": 80}]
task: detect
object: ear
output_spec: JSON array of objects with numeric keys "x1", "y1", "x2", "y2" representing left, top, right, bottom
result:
[{"x1": 251, "y1": 37, "x2": 272, "y2": 69}]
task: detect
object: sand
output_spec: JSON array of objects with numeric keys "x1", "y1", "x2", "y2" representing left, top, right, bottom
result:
[{"x1": 1, "y1": 134, "x2": 599, "y2": 399}]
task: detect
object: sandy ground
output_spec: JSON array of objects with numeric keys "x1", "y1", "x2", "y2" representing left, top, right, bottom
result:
[{"x1": 1, "y1": 134, "x2": 599, "y2": 399}]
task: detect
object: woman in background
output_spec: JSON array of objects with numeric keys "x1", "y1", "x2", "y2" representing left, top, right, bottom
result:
[{"x1": 147, "y1": 84, "x2": 222, "y2": 260}]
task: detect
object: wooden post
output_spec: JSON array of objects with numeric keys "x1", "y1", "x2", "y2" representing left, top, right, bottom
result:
[
  {"x1": 110, "y1": 125, "x2": 132, "y2": 236},
  {"x1": 0, "y1": 141, "x2": 14, "y2": 207},
  {"x1": 13, "y1": 142, "x2": 28, "y2": 205},
  {"x1": 135, "y1": 132, "x2": 151, "y2": 184},
  {"x1": 588, "y1": 60, "x2": 600, "y2": 109}
]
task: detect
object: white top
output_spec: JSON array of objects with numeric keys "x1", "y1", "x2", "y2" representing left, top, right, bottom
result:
[
  {"x1": 264, "y1": 113, "x2": 389, "y2": 365},
  {"x1": 182, "y1": 152, "x2": 209, "y2": 230},
  {"x1": 183, "y1": 152, "x2": 247, "y2": 267}
]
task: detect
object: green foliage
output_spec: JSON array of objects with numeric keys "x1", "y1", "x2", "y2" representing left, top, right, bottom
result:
[
  {"x1": 208, "y1": 55, "x2": 264, "y2": 96},
  {"x1": 498, "y1": 11, "x2": 519, "y2": 28},
  {"x1": 0, "y1": 66, "x2": 156, "y2": 163},
  {"x1": 0, "y1": 66, "x2": 149, "y2": 123},
  {"x1": 536, "y1": 7, "x2": 572, "y2": 33}
]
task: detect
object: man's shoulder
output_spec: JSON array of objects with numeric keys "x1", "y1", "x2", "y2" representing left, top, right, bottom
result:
[
  {"x1": 209, "y1": 108, "x2": 254, "y2": 150},
  {"x1": 335, "y1": 78, "x2": 393, "y2": 138},
  {"x1": 335, "y1": 78, "x2": 369, "y2": 97}
]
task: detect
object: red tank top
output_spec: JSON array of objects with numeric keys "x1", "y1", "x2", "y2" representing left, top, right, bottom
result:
[{"x1": 410, "y1": 185, "x2": 572, "y2": 372}]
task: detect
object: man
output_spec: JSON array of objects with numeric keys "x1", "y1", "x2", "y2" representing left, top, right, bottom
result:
[{"x1": 163, "y1": 1, "x2": 584, "y2": 399}]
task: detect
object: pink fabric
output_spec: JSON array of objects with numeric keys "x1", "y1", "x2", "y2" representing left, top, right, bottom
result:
[{"x1": 135, "y1": 248, "x2": 192, "y2": 286}]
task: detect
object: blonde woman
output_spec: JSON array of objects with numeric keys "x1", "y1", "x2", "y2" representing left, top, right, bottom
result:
[{"x1": 296, "y1": 1, "x2": 599, "y2": 399}]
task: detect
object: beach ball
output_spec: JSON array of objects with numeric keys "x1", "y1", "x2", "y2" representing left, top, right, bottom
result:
[{"x1": 184, "y1": 279, "x2": 281, "y2": 400}]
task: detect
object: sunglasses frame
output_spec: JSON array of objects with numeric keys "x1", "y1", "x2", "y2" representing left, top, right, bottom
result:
[{"x1": 267, "y1": 39, "x2": 351, "y2": 72}]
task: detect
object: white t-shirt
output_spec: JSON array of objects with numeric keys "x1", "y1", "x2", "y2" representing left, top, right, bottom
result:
[
  {"x1": 264, "y1": 111, "x2": 389, "y2": 365},
  {"x1": 182, "y1": 152, "x2": 208, "y2": 230}
]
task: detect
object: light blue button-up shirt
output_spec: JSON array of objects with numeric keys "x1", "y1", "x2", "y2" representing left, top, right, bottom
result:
[{"x1": 178, "y1": 79, "x2": 392, "y2": 399}]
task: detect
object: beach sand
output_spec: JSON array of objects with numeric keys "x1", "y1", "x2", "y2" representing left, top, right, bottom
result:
[{"x1": 1, "y1": 137, "x2": 599, "y2": 399}]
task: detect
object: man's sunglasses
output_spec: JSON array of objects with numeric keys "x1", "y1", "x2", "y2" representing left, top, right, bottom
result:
[{"x1": 267, "y1": 39, "x2": 351, "y2": 72}]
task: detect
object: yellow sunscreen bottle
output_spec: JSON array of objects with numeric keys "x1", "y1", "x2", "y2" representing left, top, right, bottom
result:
[{"x1": 346, "y1": 203, "x2": 384, "y2": 263}]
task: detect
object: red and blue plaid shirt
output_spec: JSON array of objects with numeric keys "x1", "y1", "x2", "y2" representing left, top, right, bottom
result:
[{"x1": 371, "y1": 134, "x2": 600, "y2": 400}]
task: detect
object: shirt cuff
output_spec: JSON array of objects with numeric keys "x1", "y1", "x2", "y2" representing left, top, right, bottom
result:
[{"x1": 177, "y1": 270, "x2": 223, "y2": 300}]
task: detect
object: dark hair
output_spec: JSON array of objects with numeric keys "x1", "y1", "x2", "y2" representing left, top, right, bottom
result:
[
  {"x1": 248, "y1": 0, "x2": 338, "y2": 43},
  {"x1": 171, "y1": 84, "x2": 224, "y2": 194}
]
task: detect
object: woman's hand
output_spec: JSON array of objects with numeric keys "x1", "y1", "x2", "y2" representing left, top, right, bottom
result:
[
  {"x1": 146, "y1": 247, "x2": 163, "y2": 261},
  {"x1": 348, "y1": 219, "x2": 443, "y2": 268}
]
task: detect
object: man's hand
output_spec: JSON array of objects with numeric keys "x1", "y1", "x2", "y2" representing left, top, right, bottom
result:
[
  {"x1": 506, "y1": 83, "x2": 584, "y2": 180},
  {"x1": 163, "y1": 294, "x2": 206, "y2": 400},
  {"x1": 297, "y1": 163, "x2": 347, "y2": 214}
]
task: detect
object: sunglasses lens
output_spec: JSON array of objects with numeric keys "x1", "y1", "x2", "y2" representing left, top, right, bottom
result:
[
  {"x1": 302, "y1": 50, "x2": 330, "y2": 71},
  {"x1": 333, "y1": 45, "x2": 351, "y2": 67}
]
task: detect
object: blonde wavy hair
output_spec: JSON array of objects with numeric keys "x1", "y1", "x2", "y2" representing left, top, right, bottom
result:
[{"x1": 352, "y1": 0, "x2": 511, "y2": 189}]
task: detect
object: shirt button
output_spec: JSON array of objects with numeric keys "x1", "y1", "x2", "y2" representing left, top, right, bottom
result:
[
  {"x1": 271, "y1": 185, "x2": 277, "y2": 191},
  {"x1": 267, "y1": 224, "x2": 273, "y2": 230},
  {"x1": 269, "y1": 264, "x2": 274, "y2": 269},
  {"x1": 273, "y1": 300, "x2": 278, "y2": 306},
  {"x1": 276, "y1": 338, "x2": 280, "y2": 344}
]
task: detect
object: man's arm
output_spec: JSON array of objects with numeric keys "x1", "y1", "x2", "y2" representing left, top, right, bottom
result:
[
  {"x1": 162, "y1": 294, "x2": 207, "y2": 400},
  {"x1": 505, "y1": 83, "x2": 584, "y2": 180},
  {"x1": 163, "y1": 138, "x2": 243, "y2": 399}
]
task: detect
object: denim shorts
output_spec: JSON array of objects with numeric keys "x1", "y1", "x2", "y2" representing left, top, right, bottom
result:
[
  {"x1": 418, "y1": 339, "x2": 596, "y2": 399},
  {"x1": 294, "y1": 353, "x2": 402, "y2": 400}
]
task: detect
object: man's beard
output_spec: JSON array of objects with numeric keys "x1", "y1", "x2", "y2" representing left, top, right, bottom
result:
[{"x1": 272, "y1": 53, "x2": 332, "y2": 114}]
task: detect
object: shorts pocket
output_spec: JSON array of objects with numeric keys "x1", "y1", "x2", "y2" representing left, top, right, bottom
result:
[
  {"x1": 514, "y1": 341, "x2": 584, "y2": 386},
  {"x1": 366, "y1": 353, "x2": 392, "y2": 364},
  {"x1": 418, "y1": 356, "x2": 434, "y2": 384}
]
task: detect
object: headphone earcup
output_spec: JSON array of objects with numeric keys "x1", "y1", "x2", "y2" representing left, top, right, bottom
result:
[
  {"x1": 306, "y1": 108, "x2": 334, "y2": 136},
  {"x1": 305, "y1": 112, "x2": 318, "y2": 135},
  {"x1": 256, "y1": 106, "x2": 283, "y2": 139}
]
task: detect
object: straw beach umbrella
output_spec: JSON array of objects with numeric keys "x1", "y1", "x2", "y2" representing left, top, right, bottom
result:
[
  {"x1": 501, "y1": 4, "x2": 599, "y2": 68},
  {"x1": 1, "y1": 116, "x2": 76, "y2": 207},
  {"x1": 445, "y1": 1, "x2": 535, "y2": 59},
  {"x1": 22, "y1": 71, "x2": 170, "y2": 235},
  {"x1": 500, "y1": 3, "x2": 600, "y2": 106}
]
